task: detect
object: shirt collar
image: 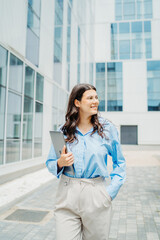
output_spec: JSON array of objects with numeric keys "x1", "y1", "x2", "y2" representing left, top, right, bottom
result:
[{"x1": 76, "y1": 126, "x2": 94, "y2": 136}]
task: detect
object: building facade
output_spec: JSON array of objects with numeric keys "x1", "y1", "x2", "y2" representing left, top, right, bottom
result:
[
  {"x1": 0, "y1": 0, "x2": 95, "y2": 166},
  {"x1": 0, "y1": 0, "x2": 159, "y2": 169},
  {"x1": 95, "y1": 0, "x2": 160, "y2": 145}
]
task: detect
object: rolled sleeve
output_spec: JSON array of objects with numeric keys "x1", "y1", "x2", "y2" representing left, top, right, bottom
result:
[
  {"x1": 46, "y1": 144, "x2": 64, "y2": 178},
  {"x1": 106, "y1": 124, "x2": 126, "y2": 200}
]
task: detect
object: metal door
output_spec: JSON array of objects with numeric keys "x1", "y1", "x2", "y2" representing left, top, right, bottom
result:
[{"x1": 120, "y1": 126, "x2": 138, "y2": 145}]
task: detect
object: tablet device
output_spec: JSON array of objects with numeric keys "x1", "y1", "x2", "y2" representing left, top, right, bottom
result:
[
  {"x1": 49, "y1": 131, "x2": 67, "y2": 158},
  {"x1": 49, "y1": 131, "x2": 75, "y2": 175}
]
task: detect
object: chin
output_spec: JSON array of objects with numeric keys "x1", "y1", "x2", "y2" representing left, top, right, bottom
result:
[{"x1": 91, "y1": 111, "x2": 98, "y2": 116}]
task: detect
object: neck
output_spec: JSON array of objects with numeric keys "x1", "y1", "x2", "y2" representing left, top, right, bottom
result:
[{"x1": 78, "y1": 115, "x2": 92, "y2": 128}]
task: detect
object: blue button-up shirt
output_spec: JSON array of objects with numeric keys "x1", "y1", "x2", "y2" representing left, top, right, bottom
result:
[{"x1": 46, "y1": 117, "x2": 126, "y2": 200}]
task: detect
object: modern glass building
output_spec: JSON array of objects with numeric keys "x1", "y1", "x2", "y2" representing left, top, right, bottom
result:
[
  {"x1": 0, "y1": 0, "x2": 160, "y2": 170},
  {"x1": 0, "y1": 0, "x2": 95, "y2": 167},
  {"x1": 95, "y1": 0, "x2": 160, "y2": 145}
]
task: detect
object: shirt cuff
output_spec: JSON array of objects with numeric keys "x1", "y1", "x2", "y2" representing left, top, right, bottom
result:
[{"x1": 57, "y1": 163, "x2": 64, "y2": 178}]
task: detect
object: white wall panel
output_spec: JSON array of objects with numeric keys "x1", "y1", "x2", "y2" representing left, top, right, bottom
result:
[
  {"x1": 152, "y1": 20, "x2": 160, "y2": 59},
  {"x1": 123, "y1": 61, "x2": 147, "y2": 113},
  {"x1": 95, "y1": 24, "x2": 108, "y2": 62},
  {"x1": 39, "y1": 0, "x2": 55, "y2": 79},
  {"x1": 95, "y1": 0, "x2": 114, "y2": 23},
  {"x1": 0, "y1": 0, "x2": 27, "y2": 56},
  {"x1": 42, "y1": 78, "x2": 53, "y2": 156},
  {"x1": 101, "y1": 112, "x2": 160, "y2": 144},
  {"x1": 153, "y1": 0, "x2": 160, "y2": 19}
]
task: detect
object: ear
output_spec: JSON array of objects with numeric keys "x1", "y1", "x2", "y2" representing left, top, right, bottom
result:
[{"x1": 74, "y1": 99, "x2": 80, "y2": 108}]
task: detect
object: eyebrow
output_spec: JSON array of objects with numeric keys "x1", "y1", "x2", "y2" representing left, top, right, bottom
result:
[{"x1": 86, "y1": 94, "x2": 98, "y2": 97}]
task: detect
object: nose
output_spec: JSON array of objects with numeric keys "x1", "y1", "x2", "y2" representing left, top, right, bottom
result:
[{"x1": 93, "y1": 98, "x2": 99, "y2": 104}]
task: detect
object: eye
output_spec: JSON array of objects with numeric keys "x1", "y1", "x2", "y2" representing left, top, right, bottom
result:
[{"x1": 87, "y1": 96, "x2": 93, "y2": 99}]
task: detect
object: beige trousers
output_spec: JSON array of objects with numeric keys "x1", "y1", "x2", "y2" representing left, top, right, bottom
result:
[{"x1": 54, "y1": 174, "x2": 113, "y2": 240}]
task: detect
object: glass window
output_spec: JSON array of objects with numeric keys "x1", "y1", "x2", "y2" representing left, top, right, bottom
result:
[
  {"x1": 22, "y1": 97, "x2": 33, "y2": 160},
  {"x1": 27, "y1": 7, "x2": 40, "y2": 37},
  {"x1": 54, "y1": 27, "x2": 63, "y2": 63},
  {"x1": 26, "y1": 28, "x2": 39, "y2": 66},
  {"x1": 55, "y1": 27, "x2": 63, "y2": 46},
  {"x1": 96, "y1": 63, "x2": 105, "y2": 111},
  {"x1": 119, "y1": 22, "x2": 130, "y2": 34},
  {"x1": 0, "y1": 86, "x2": 6, "y2": 164},
  {"x1": 7, "y1": 92, "x2": 22, "y2": 139},
  {"x1": 116, "y1": 0, "x2": 152, "y2": 20},
  {"x1": 54, "y1": 42, "x2": 62, "y2": 63},
  {"x1": 131, "y1": 21, "x2": 142, "y2": 33},
  {"x1": 67, "y1": 4, "x2": 71, "y2": 25},
  {"x1": 69, "y1": 0, "x2": 72, "y2": 6},
  {"x1": 6, "y1": 92, "x2": 22, "y2": 163},
  {"x1": 147, "y1": 61, "x2": 160, "y2": 111},
  {"x1": 96, "y1": 63, "x2": 105, "y2": 73},
  {"x1": 145, "y1": 39, "x2": 151, "y2": 58},
  {"x1": 144, "y1": 21, "x2": 151, "y2": 32},
  {"x1": 132, "y1": 39, "x2": 143, "y2": 58},
  {"x1": 0, "y1": 45, "x2": 8, "y2": 87},
  {"x1": 111, "y1": 20, "x2": 151, "y2": 60},
  {"x1": 111, "y1": 24, "x2": 118, "y2": 60},
  {"x1": 107, "y1": 62, "x2": 123, "y2": 111},
  {"x1": 25, "y1": 66, "x2": 35, "y2": 98},
  {"x1": 34, "y1": 102, "x2": 43, "y2": 157},
  {"x1": 55, "y1": 0, "x2": 63, "y2": 25},
  {"x1": 119, "y1": 40, "x2": 130, "y2": 59},
  {"x1": 115, "y1": 2, "x2": 122, "y2": 20},
  {"x1": 54, "y1": 0, "x2": 64, "y2": 84},
  {"x1": 28, "y1": 0, "x2": 41, "y2": 17},
  {"x1": 111, "y1": 23, "x2": 118, "y2": 35},
  {"x1": 9, "y1": 54, "x2": 23, "y2": 94},
  {"x1": 36, "y1": 73, "x2": 44, "y2": 102},
  {"x1": 26, "y1": 1, "x2": 40, "y2": 67},
  {"x1": 55, "y1": 10, "x2": 63, "y2": 25},
  {"x1": 144, "y1": 0, "x2": 152, "y2": 18},
  {"x1": 0, "y1": 141, "x2": 4, "y2": 165},
  {"x1": 0, "y1": 86, "x2": 6, "y2": 140},
  {"x1": 124, "y1": 1, "x2": 135, "y2": 20},
  {"x1": 111, "y1": 40, "x2": 118, "y2": 60},
  {"x1": 137, "y1": 1, "x2": 143, "y2": 19},
  {"x1": 6, "y1": 140, "x2": 20, "y2": 163}
]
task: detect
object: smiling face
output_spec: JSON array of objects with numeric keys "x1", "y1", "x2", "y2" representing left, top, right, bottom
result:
[{"x1": 74, "y1": 89, "x2": 99, "y2": 118}]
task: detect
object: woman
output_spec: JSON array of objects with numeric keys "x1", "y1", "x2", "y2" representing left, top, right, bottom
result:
[{"x1": 46, "y1": 83, "x2": 126, "y2": 240}]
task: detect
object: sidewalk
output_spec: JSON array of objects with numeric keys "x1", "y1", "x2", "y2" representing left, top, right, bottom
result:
[{"x1": 0, "y1": 145, "x2": 160, "y2": 240}]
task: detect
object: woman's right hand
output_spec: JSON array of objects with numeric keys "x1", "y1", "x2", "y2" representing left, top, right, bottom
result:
[{"x1": 57, "y1": 145, "x2": 74, "y2": 168}]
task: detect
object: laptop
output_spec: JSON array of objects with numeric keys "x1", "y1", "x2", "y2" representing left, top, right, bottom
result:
[{"x1": 49, "y1": 131, "x2": 75, "y2": 176}]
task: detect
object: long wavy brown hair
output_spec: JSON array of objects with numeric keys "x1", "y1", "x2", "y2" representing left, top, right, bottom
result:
[{"x1": 61, "y1": 83, "x2": 108, "y2": 143}]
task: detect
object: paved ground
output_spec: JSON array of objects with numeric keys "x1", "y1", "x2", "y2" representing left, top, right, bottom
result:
[{"x1": 0, "y1": 145, "x2": 160, "y2": 240}]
